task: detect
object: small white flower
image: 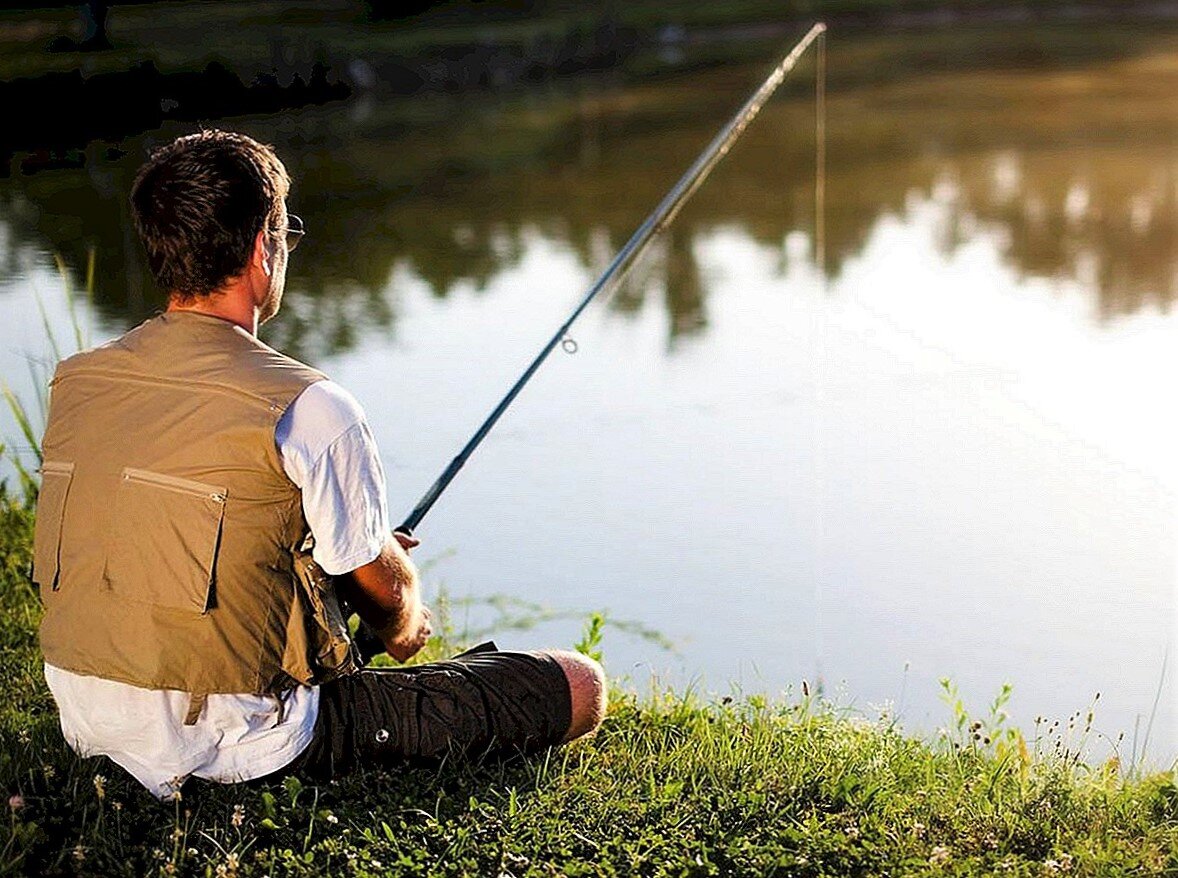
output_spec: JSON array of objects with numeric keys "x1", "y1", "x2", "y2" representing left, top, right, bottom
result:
[{"x1": 929, "y1": 845, "x2": 951, "y2": 867}]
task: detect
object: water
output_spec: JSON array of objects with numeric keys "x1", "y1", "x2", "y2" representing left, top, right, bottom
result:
[{"x1": 3, "y1": 23, "x2": 1177, "y2": 761}]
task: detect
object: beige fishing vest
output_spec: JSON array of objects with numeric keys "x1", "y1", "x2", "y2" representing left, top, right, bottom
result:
[{"x1": 34, "y1": 310, "x2": 358, "y2": 714}]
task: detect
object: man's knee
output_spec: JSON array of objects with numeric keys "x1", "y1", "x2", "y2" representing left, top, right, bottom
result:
[{"x1": 544, "y1": 650, "x2": 607, "y2": 742}]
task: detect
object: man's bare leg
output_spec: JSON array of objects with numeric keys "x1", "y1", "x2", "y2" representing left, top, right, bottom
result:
[{"x1": 546, "y1": 650, "x2": 607, "y2": 742}]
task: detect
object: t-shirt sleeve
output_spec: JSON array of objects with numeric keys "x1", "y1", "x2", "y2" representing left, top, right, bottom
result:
[{"x1": 275, "y1": 381, "x2": 390, "y2": 576}]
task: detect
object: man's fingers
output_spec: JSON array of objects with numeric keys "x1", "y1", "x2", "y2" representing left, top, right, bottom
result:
[{"x1": 393, "y1": 531, "x2": 420, "y2": 551}]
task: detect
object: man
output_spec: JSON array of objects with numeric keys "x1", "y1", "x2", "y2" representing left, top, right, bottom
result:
[{"x1": 31, "y1": 129, "x2": 605, "y2": 799}]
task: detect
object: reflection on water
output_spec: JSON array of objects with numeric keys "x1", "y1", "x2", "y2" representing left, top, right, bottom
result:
[
  {"x1": 2, "y1": 23, "x2": 1178, "y2": 758},
  {"x1": 3, "y1": 24, "x2": 1178, "y2": 356}
]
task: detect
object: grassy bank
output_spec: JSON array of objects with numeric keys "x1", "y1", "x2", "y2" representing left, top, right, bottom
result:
[{"x1": 2, "y1": 494, "x2": 1178, "y2": 875}]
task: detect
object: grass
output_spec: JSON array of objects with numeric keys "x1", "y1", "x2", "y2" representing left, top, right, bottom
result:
[{"x1": 3, "y1": 493, "x2": 1178, "y2": 876}]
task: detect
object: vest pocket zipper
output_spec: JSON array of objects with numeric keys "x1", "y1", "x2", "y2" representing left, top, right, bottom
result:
[{"x1": 120, "y1": 467, "x2": 228, "y2": 500}]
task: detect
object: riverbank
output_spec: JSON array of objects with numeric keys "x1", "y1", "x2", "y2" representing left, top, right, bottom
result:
[
  {"x1": 1, "y1": 495, "x2": 1176, "y2": 876},
  {"x1": 6, "y1": 1, "x2": 1177, "y2": 87}
]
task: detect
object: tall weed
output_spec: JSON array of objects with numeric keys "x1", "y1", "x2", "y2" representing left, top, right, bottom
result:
[{"x1": 1, "y1": 251, "x2": 93, "y2": 503}]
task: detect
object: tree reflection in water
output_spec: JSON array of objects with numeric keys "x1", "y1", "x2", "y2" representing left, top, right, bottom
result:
[{"x1": 2, "y1": 23, "x2": 1177, "y2": 362}]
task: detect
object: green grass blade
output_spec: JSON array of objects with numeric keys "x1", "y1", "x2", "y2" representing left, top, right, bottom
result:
[
  {"x1": 33, "y1": 289, "x2": 62, "y2": 365},
  {"x1": 1, "y1": 382, "x2": 42, "y2": 466},
  {"x1": 10, "y1": 456, "x2": 38, "y2": 504},
  {"x1": 53, "y1": 253, "x2": 86, "y2": 352},
  {"x1": 85, "y1": 245, "x2": 96, "y2": 302},
  {"x1": 24, "y1": 358, "x2": 48, "y2": 429}
]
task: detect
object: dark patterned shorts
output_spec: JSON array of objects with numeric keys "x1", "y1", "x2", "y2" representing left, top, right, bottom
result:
[{"x1": 288, "y1": 643, "x2": 572, "y2": 781}]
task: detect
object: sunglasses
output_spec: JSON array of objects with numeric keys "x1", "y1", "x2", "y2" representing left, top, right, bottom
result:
[{"x1": 282, "y1": 214, "x2": 305, "y2": 252}]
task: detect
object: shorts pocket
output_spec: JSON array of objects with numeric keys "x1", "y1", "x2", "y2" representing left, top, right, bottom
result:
[
  {"x1": 32, "y1": 460, "x2": 74, "y2": 590},
  {"x1": 105, "y1": 467, "x2": 228, "y2": 614}
]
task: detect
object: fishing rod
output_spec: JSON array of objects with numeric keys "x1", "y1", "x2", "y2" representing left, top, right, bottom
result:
[
  {"x1": 400, "y1": 21, "x2": 825, "y2": 534},
  {"x1": 355, "y1": 22, "x2": 827, "y2": 660}
]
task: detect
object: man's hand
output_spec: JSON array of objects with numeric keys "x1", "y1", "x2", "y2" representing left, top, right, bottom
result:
[
  {"x1": 384, "y1": 603, "x2": 432, "y2": 662},
  {"x1": 394, "y1": 531, "x2": 420, "y2": 552},
  {"x1": 340, "y1": 533, "x2": 432, "y2": 662}
]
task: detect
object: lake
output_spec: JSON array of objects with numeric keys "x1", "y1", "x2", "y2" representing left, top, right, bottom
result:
[{"x1": 2, "y1": 20, "x2": 1176, "y2": 764}]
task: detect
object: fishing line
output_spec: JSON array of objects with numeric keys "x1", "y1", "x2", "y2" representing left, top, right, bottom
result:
[
  {"x1": 811, "y1": 27, "x2": 829, "y2": 695},
  {"x1": 815, "y1": 28, "x2": 827, "y2": 278}
]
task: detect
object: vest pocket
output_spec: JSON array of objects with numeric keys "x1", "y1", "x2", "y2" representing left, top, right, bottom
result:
[
  {"x1": 32, "y1": 461, "x2": 75, "y2": 590},
  {"x1": 106, "y1": 467, "x2": 228, "y2": 614}
]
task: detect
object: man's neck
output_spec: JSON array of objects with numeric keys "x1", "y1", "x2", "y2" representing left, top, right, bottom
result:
[{"x1": 166, "y1": 287, "x2": 258, "y2": 336}]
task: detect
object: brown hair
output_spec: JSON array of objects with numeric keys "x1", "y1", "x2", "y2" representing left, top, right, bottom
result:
[{"x1": 129, "y1": 129, "x2": 290, "y2": 301}]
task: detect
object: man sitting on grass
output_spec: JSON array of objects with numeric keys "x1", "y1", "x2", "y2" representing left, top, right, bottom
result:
[{"x1": 31, "y1": 128, "x2": 605, "y2": 800}]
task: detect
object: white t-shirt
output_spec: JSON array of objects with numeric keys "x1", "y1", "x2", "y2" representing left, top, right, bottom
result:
[{"x1": 44, "y1": 380, "x2": 391, "y2": 799}]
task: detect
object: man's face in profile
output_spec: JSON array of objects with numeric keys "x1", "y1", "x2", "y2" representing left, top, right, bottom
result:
[{"x1": 257, "y1": 203, "x2": 291, "y2": 325}]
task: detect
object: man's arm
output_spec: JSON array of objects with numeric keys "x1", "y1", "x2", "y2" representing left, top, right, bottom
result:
[
  {"x1": 338, "y1": 532, "x2": 432, "y2": 662},
  {"x1": 275, "y1": 381, "x2": 433, "y2": 661}
]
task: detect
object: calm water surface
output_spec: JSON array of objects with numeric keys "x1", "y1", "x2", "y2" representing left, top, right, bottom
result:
[{"x1": 3, "y1": 24, "x2": 1177, "y2": 761}]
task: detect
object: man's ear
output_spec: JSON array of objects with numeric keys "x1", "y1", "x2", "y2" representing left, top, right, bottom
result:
[{"x1": 253, "y1": 228, "x2": 274, "y2": 277}]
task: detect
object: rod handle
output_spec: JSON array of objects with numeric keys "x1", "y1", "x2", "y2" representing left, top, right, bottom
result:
[{"x1": 352, "y1": 618, "x2": 385, "y2": 665}]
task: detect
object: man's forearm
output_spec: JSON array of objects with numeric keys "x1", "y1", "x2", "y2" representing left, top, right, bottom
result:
[{"x1": 340, "y1": 537, "x2": 428, "y2": 658}]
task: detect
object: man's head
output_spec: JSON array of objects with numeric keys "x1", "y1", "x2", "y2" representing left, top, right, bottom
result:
[{"x1": 130, "y1": 129, "x2": 292, "y2": 320}]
